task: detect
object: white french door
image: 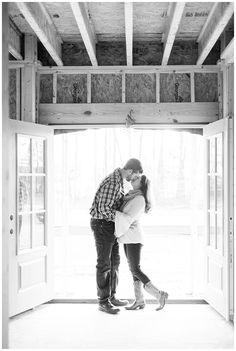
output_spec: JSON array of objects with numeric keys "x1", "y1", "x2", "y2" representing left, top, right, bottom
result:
[
  {"x1": 203, "y1": 117, "x2": 233, "y2": 320},
  {"x1": 9, "y1": 120, "x2": 54, "y2": 317}
]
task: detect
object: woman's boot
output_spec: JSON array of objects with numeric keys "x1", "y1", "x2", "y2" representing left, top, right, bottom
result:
[
  {"x1": 144, "y1": 281, "x2": 168, "y2": 311},
  {"x1": 126, "y1": 280, "x2": 145, "y2": 310}
]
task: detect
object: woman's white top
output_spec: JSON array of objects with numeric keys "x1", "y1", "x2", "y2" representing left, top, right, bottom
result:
[{"x1": 115, "y1": 195, "x2": 145, "y2": 244}]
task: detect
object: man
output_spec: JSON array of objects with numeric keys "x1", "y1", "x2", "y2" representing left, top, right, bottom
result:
[{"x1": 90, "y1": 158, "x2": 143, "y2": 314}]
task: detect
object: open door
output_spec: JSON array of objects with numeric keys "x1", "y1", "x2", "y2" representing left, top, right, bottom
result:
[
  {"x1": 9, "y1": 120, "x2": 54, "y2": 317},
  {"x1": 203, "y1": 117, "x2": 233, "y2": 320}
]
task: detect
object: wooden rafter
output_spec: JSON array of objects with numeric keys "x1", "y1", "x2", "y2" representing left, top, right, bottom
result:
[
  {"x1": 162, "y1": 2, "x2": 185, "y2": 65},
  {"x1": 197, "y1": 2, "x2": 234, "y2": 65},
  {"x1": 16, "y1": 2, "x2": 63, "y2": 66},
  {"x1": 220, "y1": 37, "x2": 234, "y2": 64},
  {"x1": 124, "y1": 2, "x2": 133, "y2": 66},
  {"x1": 70, "y1": 2, "x2": 98, "y2": 66}
]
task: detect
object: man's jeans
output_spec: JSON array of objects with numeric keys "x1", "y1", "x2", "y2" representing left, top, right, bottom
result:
[{"x1": 90, "y1": 218, "x2": 120, "y2": 303}]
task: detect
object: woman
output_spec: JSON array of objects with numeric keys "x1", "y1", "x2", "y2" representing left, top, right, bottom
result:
[{"x1": 115, "y1": 174, "x2": 168, "y2": 311}]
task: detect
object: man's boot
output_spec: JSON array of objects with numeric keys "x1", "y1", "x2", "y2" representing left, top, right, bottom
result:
[
  {"x1": 144, "y1": 281, "x2": 168, "y2": 311},
  {"x1": 98, "y1": 300, "x2": 120, "y2": 314},
  {"x1": 110, "y1": 295, "x2": 129, "y2": 307},
  {"x1": 126, "y1": 280, "x2": 145, "y2": 310}
]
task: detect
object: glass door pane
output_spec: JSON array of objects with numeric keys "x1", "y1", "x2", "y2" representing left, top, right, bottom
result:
[{"x1": 17, "y1": 135, "x2": 47, "y2": 252}]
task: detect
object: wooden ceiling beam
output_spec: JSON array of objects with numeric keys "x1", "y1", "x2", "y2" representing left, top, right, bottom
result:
[
  {"x1": 161, "y1": 2, "x2": 185, "y2": 65},
  {"x1": 220, "y1": 37, "x2": 234, "y2": 64},
  {"x1": 70, "y1": 2, "x2": 98, "y2": 66},
  {"x1": 16, "y1": 2, "x2": 63, "y2": 66},
  {"x1": 197, "y1": 2, "x2": 234, "y2": 65},
  {"x1": 124, "y1": 2, "x2": 133, "y2": 66}
]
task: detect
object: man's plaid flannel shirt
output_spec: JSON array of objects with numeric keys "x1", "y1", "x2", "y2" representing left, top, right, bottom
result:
[{"x1": 90, "y1": 168, "x2": 124, "y2": 222}]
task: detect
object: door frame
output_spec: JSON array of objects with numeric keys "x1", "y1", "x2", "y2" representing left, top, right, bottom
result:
[{"x1": 3, "y1": 121, "x2": 233, "y2": 345}]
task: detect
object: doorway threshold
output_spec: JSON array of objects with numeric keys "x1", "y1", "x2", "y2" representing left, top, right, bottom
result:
[{"x1": 48, "y1": 298, "x2": 208, "y2": 304}]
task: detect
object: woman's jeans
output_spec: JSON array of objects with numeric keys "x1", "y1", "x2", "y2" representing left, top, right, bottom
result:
[
  {"x1": 124, "y1": 243, "x2": 150, "y2": 285},
  {"x1": 90, "y1": 218, "x2": 120, "y2": 303}
]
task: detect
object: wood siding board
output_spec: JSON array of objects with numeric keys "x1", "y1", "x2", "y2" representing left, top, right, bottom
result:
[
  {"x1": 195, "y1": 73, "x2": 218, "y2": 102},
  {"x1": 39, "y1": 102, "x2": 219, "y2": 125},
  {"x1": 126, "y1": 74, "x2": 156, "y2": 103},
  {"x1": 57, "y1": 74, "x2": 87, "y2": 103},
  {"x1": 40, "y1": 74, "x2": 53, "y2": 103},
  {"x1": 91, "y1": 74, "x2": 122, "y2": 103},
  {"x1": 9, "y1": 69, "x2": 17, "y2": 119},
  {"x1": 160, "y1": 73, "x2": 191, "y2": 103}
]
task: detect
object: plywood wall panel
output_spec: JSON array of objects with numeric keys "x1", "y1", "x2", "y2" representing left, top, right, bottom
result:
[
  {"x1": 160, "y1": 73, "x2": 191, "y2": 102},
  {"x1": 57, "y1": 74, "x2": 87, "y2": 103},
  {"x1": 97, "y1": 42, "x2": 126, "y2": 65},
  {"x1": 169, "y1": 41, "x2": 198, "y2": 65},
  {"x1": 40, "y1": 74, "x2": 53, "y2": 103},
  {"x1": 126, "y1": 74, "x2": 156, "y2": 103},
  {"x1": 62, "y1": 42, "x2": 91, "y2": 66},
  {"x1": 195, "y1": 73, "x2": 218, "y2": 102},
  {"x1": 91, "y1": 74, "x2": 122, "y2": 103},
  {"x1": 133, "y1": 42, "x2": 163, "y2": 65}
]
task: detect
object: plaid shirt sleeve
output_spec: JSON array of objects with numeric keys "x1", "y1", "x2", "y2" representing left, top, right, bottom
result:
[{"x1": 97, "y1": 181, "x2": 121, "y2": 221}]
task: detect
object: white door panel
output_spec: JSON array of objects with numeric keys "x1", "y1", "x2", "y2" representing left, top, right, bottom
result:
[
  {"x1": 203, "y1": 117, "x2": 231, "y2": 320},
  {"x1": 9, "y1": 120, "x2": 54, "y2": 317}
]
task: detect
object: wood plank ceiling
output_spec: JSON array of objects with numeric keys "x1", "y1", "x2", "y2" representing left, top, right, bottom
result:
[{"x1": 8, "y1": 2, "x2": 234, "y2": 66}]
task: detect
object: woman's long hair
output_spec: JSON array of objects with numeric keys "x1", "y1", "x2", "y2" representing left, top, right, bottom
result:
[{"x1": 140, "y1": 175, "x2": 151, "y2": 213}]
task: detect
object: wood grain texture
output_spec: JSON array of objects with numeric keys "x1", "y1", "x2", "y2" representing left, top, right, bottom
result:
[
  {"x1": 195, "y1": 73, "x2": 218, "y2": 102},
  {"x1": 9, "y1": 69, "x2": 17, "y2": 119},
  {"x1": 39, "y1": 102, "x2": 219, "y2": 125},
  {"x1": 40, "y1": 74, "x2": 53, "y2": 103},
  {"x1": 91, "y1": 74, "x2": 122, "y2": 103},
  {"x1": 160, "y1": 73, "x2": 191, "y2": 102},
  {"x1": 126, "y1": 74, "x2": 156, "y2": 103},
  {"x1": 57, "y1": 74, "x2": 87, "y2": 103}
]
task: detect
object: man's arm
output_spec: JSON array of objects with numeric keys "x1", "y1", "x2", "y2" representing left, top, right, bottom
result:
[{"x1": 97, "y1": 182, "x2": 121, "y2": 221}]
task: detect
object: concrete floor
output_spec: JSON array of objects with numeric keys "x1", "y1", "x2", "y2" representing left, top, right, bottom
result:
[{"x1": 10, "y1": 303, "x2": 234, "y2": 349}]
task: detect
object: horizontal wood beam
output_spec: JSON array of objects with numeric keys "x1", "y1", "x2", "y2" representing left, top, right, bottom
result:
[
  {"x1": 39, "y1": 102, "x2": 218, "y2": 125},
  {"x1": 9, "y1": 19, "x2": 22, "y2": 60},
  {"x1": 197, "y1": 2, "x2": 234, "y2": 65},
  {"x1": 16, "y1": 2, "x2": 63, "y2": 66},
  {"x1": 162, "y1": 2, "x2": 185, "y2": 65},
  {"x1": 70, "y1": 2, "x2": 98, "y2": 66},
  {"x1": 220, "y1": 37, "x2": 234, "y2": 64},
  {"x1": 38, "y1": 65, "x2": 219, "y2": 75},
  {"x1": 124, "y1": 2, "x2": 133, "y2": 66}
]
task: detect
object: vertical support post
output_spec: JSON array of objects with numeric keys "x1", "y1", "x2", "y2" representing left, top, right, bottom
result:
[
  {"x1": 2, "y1": 3, "x2": 9, "y2": 348},
  {"x1": 16, "y1": 68, "x2": 21, "y2": 120},
  {"x1": 218, "y1": 64, "x2": 223, "y2": 119},
  {"x1": 156, "y1": 72, "x2": 160, "y2": 103},
  {"x1": 22, "y1": 34, "x2": 37, "y2": 122},
  {"x1": 87, "y1": 73, "x2": 91, "y2": 103},
  {"x1": 35, "y1": 71, "x2": 40, "y2": 123},
  {"x1": 53, "y1": 73, "x2": 57, "y2": 104},
  {"x1": 190, "y1": 72, "x2": 195, "y2": 103},
  {"x1": 222, "y1": 60, "x2": 228, "y2": 118},
  {"x1": 122, "y1": 71, "x2": 125, "y2": 103}
]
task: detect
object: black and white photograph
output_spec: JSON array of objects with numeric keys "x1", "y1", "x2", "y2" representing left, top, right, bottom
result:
[{"x1": 1, "y1": 0, "x2": 234, "y2": 349}]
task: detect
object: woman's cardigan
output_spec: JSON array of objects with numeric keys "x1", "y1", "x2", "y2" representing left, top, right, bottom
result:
[{"x1": 115, "y1": 195, "x2": 145, "y2": 244}]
